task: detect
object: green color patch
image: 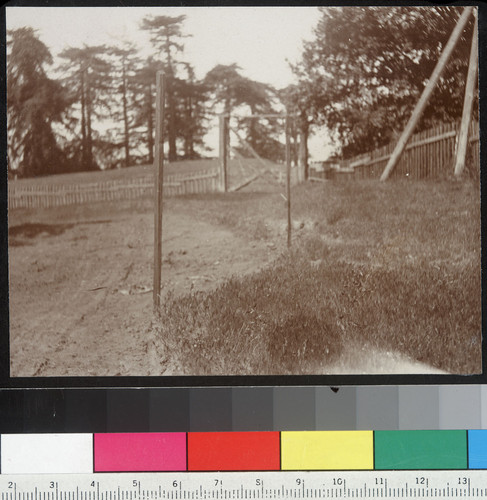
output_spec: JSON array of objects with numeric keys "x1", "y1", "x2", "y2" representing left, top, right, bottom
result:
[{"x1": 374, "y1": 430, "x2": 467, "y2": 470}]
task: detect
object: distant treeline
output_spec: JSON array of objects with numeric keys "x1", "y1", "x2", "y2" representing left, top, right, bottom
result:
[{"x1": 7, "y1": 7, "x2": 476, "y2": 178}]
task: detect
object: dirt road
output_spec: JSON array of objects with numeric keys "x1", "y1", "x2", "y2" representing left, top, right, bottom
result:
[
  {"x1": 9, "y1": 196, "x2": 448, "y2": 377},
  {"x1": 9, "y1": 205, "x2": 276, "y2": 377}
]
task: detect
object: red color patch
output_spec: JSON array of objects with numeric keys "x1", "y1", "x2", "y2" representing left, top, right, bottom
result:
[{"x1": 188, "y1": 432, "x2": 280, "y2": 471}]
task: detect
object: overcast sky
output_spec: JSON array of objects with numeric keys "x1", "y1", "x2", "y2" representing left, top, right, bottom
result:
[
  {"x1": 6, "y1": 6, "x2": 321, "y2": 89},
  {"x1": 6, "y1": 6, "x2": 332, "y2": 158}
]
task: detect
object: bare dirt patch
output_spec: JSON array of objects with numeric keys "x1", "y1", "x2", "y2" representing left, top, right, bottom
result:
[{"x1": 9, "y1": 201, "x2": 277, "y2": 377}]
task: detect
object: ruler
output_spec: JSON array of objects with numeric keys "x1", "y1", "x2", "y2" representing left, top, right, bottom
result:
[{"x1": 1, "y1": 471, "x2": 487, "y2": 499}]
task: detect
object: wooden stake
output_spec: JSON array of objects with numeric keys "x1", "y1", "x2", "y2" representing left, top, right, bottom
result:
[
  {"x1": 454, "y1": 13, "x2": 478, "y2": 177},
  {"x1": 286, "y1": 113, "x2": 292, "y2": 248},
  {"x1": 219, "y1": 114, "x2": 228, "y2": 192},
  {"x1": 153, "y1": 71, "x2": 166, "y2": 311},
  {"x1": 380, "y1": 6, "x2": 473, "y2": 181}
]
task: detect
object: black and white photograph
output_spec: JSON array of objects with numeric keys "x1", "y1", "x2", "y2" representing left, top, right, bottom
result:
[{"x1": 5, "y1": 4, "x2": 482, "y2": 377}]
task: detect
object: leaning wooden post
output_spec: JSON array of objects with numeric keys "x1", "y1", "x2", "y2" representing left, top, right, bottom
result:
[
  {"x1": 229, "y1": 124, "x2": 269, "y2": 171},
  {"x1": 380, "y1": 6, "x2": 473, "y2": 181},
  {"x1": 219, "y1": 114, "x2": 228, "y2": 192},
  {"x1": 454, "y1": 13, "x2": 478, "y2": 177},
  {"x1": 153, "y1": 72, "x2": 166, "y2": 311},
  {"x1": 286, "y1": 113, "x2": 292, "y2": 247}
]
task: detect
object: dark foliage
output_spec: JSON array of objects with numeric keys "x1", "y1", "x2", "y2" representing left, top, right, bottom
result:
[
  {"x1": 7, "y1": 27, "x2": 71, "y2": 177},
  {"x1": 295, "y1": 6, "x2": 477, "y2": 157}
]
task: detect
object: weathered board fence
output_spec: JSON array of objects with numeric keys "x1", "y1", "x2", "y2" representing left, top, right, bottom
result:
[
  {"x1": 313, "y1": 121, "x2": 479, "y2": 182},
  {"x1": 8, "y1": 168, "x2": 220, "y2": 209}
]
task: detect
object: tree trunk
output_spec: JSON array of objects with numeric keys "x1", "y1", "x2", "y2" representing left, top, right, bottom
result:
[
  {"x1": 224, "y1": 99, "x2": 231, "y2": 160},
  {"x1": 291, "y1": 118, "x2": 299, "y2": 167},
  {"x1": 86, "y1": 95, "x2": 94, "y2": 169},
  {"x1": 298, "y1": 115, "x2": 309, "y2": 181},
  {"x1": 122, "y1": 62, "x2": 130, "y2": 168},
  {"x1": 249, "y1": 104, "x2": 257, "y2": 153},
  {"x1": 184, "y1": 95, "x2": 193, "y2": 158},
  {"x1": 147, "y1": 84, "x2": 154, "y2": 164},
  {"x1": 166, "y1": 76, "x2": 178, "y2": 162},
  {"x1": 80, "y1": 68, "x2": 87, "y2": 170},
  {"x1": 85, "y1": 69, "x2": 94, "y2": 170}
]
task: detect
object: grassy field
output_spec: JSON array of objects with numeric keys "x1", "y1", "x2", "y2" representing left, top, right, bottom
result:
[
  {"x1": 10, "y1": 158, "x2": 220, "y2": 186},
  {"x1": 152, "y1": 178, "x2": 481, "y2": 375},
  {"x1": 9, "y1": 164, "x2": 481, "y2": 376}
]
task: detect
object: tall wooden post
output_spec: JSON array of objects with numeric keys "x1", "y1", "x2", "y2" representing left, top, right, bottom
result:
[
  {"x1": 380, "y1": 6, "x2": 473, "y2": 181},
  {"x1": 454, "y1": 14, "x2": 478, "y2": 177},
  {"x1": 153, "y1": 72, "x2": 166, "y2": 311},
  {"x1": 286, "y1": 113, "x2": 292, "y2": 247},
  {"x1": 219, "y1": 114, "x2": 228, "y2": 192}
]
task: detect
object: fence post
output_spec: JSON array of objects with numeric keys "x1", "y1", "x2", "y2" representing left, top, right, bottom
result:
[
  {"x1": 380, "y1": 6, "x2": 473, "y2": 181},
  {"x1": 454, "y1": 13, "x2": 478, "y2": 177},
  {"x1": 153, "y1": 71, "x2": 166, "y2": 312},
  {"x1": 219, "y1": 114, "x2": 228, "y2": 192}
]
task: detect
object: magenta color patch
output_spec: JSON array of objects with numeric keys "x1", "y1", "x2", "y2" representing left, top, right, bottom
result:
[{"x1": 94, "y1": 433, "x2": 187, "y2": 472}]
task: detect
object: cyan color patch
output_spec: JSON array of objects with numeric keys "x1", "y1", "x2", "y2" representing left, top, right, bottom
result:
[{"x1": 468, "y1": 430, "x2": 487, "y2": 469}]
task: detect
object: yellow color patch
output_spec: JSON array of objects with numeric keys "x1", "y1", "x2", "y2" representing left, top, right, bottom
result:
[{"x1": 281, "y1": 431, "x2": 374, "y2": 470}]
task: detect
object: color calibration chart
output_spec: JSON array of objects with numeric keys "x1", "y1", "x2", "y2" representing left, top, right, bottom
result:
[{"x1": 1, "y1": 431, "x2": 487, "y2": 499}]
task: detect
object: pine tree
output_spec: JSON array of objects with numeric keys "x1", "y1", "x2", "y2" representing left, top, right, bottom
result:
[
  {"x1": 58, "y1": 44, "x2": 113, "y2": 170},
  {"x1": 140, "y1": 14, "x2": 188, "y2": 162},
  {"x1": 129, "y1": 57, "x2": 164, "y2": 164},
  {"x1": 107, "y1": 44, "x2": 139, "y2": 168},
  {"x1": 174, "y1": 63, "x2": 210, "y2": 159},
  {"x1": 7, "y1": 27, "x2": 70, "y2": 177},
  {"x1": 205, "y1": 64, "x2": 282, "y2": 161}
]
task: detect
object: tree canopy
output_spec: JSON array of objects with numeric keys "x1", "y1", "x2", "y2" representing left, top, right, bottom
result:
[
  {"x1": 140, "y1": 14, "x2": 190, "y2": 161},
  {"x1": 294, "y1": 6, "x2": 476, "y2": 157},
  {"x1": 58, "y1": 44, "x2": 114, "y2": 171},
  {"x1": 8, "y1": 7, "x2": 474, "y2": 177},
  {"x1": 204, "y1": 63, "x2": 283, "y2": 161},
  {"x1": 7, "y1": 27, "x2": 70, "y2": 177}
]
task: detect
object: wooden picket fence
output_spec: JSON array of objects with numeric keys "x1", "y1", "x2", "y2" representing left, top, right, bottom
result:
[
  {"x1": 320, "y1": 120, "x2": 479, "y2": 181},
  {"x1": 8, "y1": 168, "x2": 220, "y2": 209}
]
